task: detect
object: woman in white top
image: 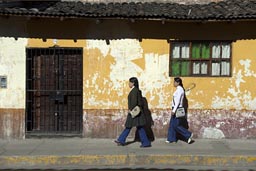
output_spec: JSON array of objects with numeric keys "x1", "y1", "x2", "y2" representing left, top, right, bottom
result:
[{"x1": 166, "y1": 77, "x2": 193, "y2": 144}]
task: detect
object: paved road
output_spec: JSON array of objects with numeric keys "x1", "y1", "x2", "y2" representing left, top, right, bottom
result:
[{"x1": 0, "y1": 138, "x2": 255, "y2": 170}]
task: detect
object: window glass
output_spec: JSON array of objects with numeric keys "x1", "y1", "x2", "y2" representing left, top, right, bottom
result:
[
  {"x1": 0, "y1": 76, "x2": 7, "y2": 88},
  {"x1": 201, "y1": 43, "x2": 210, "y2": 59},
  {"x1": 193, "y1": 62, "x2": 200, "y2": 74},
  {"x1": 212, "y1": 44, "x2": 221, "y2": 58},
  {"x1": 222, "y1": 44, "x2": 230, "y2": 59},
  {"x1": 172, "y1": 61, "x2": 180, "y2": 76},
  {"x1": 181, "y1": 43, "x2": 190, "y2": 59},
  {"x1": 181, "y1": 62, "x2": 189, "y2": 76},
  {"x1": 221, "y1": 62, "x2": 230, "y2": 75},
  {"x1": 201, "y1": 62, "x2": 208, "y2": 74},
  {"x1": 172, "y1": 45, "x2": 180, "y2": 58},
  {"x1": 212, "y1": 62, "x2": 220, "y2": 76},
  {"x1": 192, "y1": 43, "x2": 200, "y2": 59}
]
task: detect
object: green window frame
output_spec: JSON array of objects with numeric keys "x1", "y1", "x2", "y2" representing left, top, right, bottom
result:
[{"x1": 169, "y1": 41, "x2": 232, "y2": 77}]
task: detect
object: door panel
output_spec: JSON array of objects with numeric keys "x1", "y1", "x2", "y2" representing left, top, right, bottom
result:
[{"x1": 26, "y1": 48, "x2": 83, "y2": 136}]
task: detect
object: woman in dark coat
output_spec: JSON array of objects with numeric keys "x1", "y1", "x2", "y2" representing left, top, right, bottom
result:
[{"x1": 114, "y1": 77, "x2": 151, "y2": 148}]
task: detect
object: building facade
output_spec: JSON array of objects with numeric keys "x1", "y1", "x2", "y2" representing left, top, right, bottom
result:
[{"x1": 0, "y1": 0, "x2": 255, "y2": 139}]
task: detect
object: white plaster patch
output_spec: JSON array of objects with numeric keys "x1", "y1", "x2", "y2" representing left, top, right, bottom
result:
[
  {"x1": 189, "y1": 99, "x2": 204, "y2": 108},
  {"x1": 202, "y1": 127, "x2": 225, "y2": 139},
  {"x1": 0, "y1": 37, "x2": 27, "y2": 108},
  {"x1": 110, "y1": 39, "x2": 143, "y2": 60},
  {"x1": 227, "y1": 87, "x2": 239, "y2": 97},
  {"x1": 212, "y1": 64, "x2": 256, "y2": 109},
  {"x1": 212, "y1": 96, "x2": 242, "y2": 109},
  {"x1": 140, "y1": 53, "x2": 170, "y2": 108},
  {"x1": 239, "y1": 59, "x2": 256, "y2": 77},
  {"x1": 86, "y1": 40, "x2": 110, "y2": 57},
  {"x1": 247, "y1": 98, "x2": 256, "y2": 110},
  {"x1": 108, "y1": 39, "x2": 143, "y2": 92},
  {"x1": 234, "y1": 70, "x2": 245, "y2": 88},
  {"x1": 107, "y1": 39, "x2": 170, "y2": 108}
]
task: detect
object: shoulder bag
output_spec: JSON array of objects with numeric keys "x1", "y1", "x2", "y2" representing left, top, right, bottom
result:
[
  {"x1": 175, "y1": 107, "x2": 185, "y2": 118},
  {"x1": 173, "y1": 94, "x2": 186, "y2": 118},
  {"x1": 130, "y1": 106, "x2": 140, "y2": 118}
]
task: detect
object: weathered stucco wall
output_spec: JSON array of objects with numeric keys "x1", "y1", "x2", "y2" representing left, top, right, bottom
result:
[
  {"x1": 0, "y1": 37, "x2": 27, "y2": 139},
  {"x1": 82, "y1": 39, "x2": 256, "y2": 110},
  {"x1": 81, "y1": 39, "x2": 256, "y2": 139},
  {"x1": 83, "y1": 39, "x2": 170, "y2": 109},
  {"x1": 1, "y1": 37, "x2": 255, "y2": 139}
]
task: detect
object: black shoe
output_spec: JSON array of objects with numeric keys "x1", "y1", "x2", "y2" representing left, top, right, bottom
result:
[
  {"x1": 114, "y1": 140, "x2": 125, "y2": 146},
  {"x1": 140, "y1": 144, "x2": 151, "y2": 148}
]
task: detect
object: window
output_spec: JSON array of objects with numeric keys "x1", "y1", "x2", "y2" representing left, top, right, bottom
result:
[
  {"x1": 169, "y1": 41, "x2": 232, "y2": 77},
  {"x1": 0, "y1": 76, "x2": 7, "y2": 88}
]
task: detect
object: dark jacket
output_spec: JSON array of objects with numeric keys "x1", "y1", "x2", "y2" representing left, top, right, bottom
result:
[{"x1": 125, "y1": 87, "x2": 146, "y2": 128}]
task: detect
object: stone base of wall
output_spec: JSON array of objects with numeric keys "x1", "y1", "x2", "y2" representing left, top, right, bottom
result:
[
  {"x1": 0, "y1": 109, "x2": 25, "y2": 139},
  {"x1": 83, "y1": 109, "x2": 256, "y2": 139},
  {"x1": 1, "y1": 108, "x2": 255, "y2": 139}
]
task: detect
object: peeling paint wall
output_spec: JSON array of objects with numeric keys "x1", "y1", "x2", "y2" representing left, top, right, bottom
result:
[
  {"x1": 83, "y1": 39, "x2": 171, "y2": 109},
  {"x1": 83, "y1": 39, "x2": 256, "y2": 110},
  {"x1": 81, "y1": 39, "x2": 256, "y2": 139},
  {"x1": 26, "y1": 38, "x2": 256, "y2": 139}
]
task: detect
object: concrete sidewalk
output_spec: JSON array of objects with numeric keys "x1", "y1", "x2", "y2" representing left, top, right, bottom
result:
[{"x1": 0, "y1": 138, "x2": 256, "y2": 170}]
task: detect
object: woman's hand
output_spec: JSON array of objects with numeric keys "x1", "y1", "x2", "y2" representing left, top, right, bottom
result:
[{"x1": 167, "y1": 109, "x2": 175, "y2": 115}]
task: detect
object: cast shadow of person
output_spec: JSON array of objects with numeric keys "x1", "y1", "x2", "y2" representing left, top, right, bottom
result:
[{"x1": 133, "y1": 96, "x2": 155, "y2": 142}]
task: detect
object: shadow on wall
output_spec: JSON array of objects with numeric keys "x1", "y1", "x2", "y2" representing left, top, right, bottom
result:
[{"x1": 134, "y1": 96, "x2": 155, "y2": 142}]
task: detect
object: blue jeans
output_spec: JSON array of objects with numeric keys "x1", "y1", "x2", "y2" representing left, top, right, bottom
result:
[
  {"x1": 118, "y1": 126, "x2": 151, "y2": 146},
  {"x1": 167, "y1": 115, "x2": 192, "y2": 142}
]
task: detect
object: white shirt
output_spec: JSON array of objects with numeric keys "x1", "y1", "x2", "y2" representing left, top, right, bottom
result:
[{"x1": 172, "y1": 85, "x2": 184, "y2": 113}]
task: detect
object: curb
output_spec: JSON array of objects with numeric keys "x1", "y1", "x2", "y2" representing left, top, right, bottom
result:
[{"x1": 0, "y1": 154, "x2": 256, "y2": 169}]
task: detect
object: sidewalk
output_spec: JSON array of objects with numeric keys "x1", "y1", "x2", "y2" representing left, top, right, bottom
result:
[{"x1": 0, "y1": 138, "x2": 256, "y2": 170}]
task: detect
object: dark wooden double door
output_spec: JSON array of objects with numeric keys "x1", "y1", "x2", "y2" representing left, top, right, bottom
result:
[{"x1": 26, "y1": 48, "x2": 83, "y2": 137}]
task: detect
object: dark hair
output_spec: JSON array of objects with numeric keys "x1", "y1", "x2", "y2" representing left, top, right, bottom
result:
[
  {"x1": 129, "y1": 77, "x2": 139, "y2": 89},
  {"x1": 174, "y1": 77, "x2": 184, "y2": 88}
]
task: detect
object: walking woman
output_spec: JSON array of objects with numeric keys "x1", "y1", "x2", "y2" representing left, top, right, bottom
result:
[
  {"x1": 166, "y1": 77, "x2": 193, "y2": 144},
  {"x1": 114, "y1": 77, "x2": 151, "y2": 148}
]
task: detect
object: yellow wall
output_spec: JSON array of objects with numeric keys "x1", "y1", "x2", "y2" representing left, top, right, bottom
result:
[{"x1": 27, "y1": 39, "x2": 256, "y2": 110}]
